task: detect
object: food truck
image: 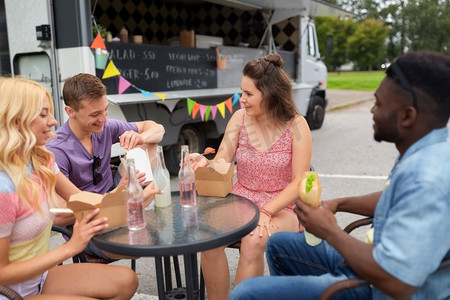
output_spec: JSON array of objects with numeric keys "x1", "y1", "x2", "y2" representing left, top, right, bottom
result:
[{"x1": 0, "y1": 0, "x2": 351, "y2": 173}]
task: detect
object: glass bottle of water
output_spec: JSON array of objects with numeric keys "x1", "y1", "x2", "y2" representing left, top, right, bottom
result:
[
  {"x1": 154, "y1": 145, "x2": 172, "y2": 207},
  {"x1": 126, "y1": 158, "x2": 146, "y2": 230},
  {"x1": 178, "y1": 145, "x2": 197, "y2": 207}
]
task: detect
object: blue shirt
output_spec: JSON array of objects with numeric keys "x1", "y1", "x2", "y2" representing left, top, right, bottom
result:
[
  {"x1": 46, "y1": 119, "x2": 137, "y2": 194},
  {"x1": 372, "y1": 127, "x2": 450, "y2": 299}
]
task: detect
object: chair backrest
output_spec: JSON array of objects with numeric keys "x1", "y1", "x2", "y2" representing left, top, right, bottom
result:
[
  {"x1": 0, "y1": 285, "x2": 23, "y2": 300},
  {"x1": 51, "y1": 225, "x2": 136, "y2": 271}
]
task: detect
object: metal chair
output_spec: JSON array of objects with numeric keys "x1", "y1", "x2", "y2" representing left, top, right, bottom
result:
[
  {"x1": 51, "y1": 225, "x2": 136, "y2": 271},
  {"x1": 0, "y1": 285, "x2": 23, "y2": 300}
]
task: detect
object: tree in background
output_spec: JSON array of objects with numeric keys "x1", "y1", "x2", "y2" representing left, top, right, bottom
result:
[
  {"x1": 315, "y1": 16, "x2": 356, "y2": 71},
  {"x1": 315, "y1": 16, "x2": 386, "y2": 71},
  {"x1": 347, "y1": 18, "x2": 388, "y2": 70},
  {"x1": 401, "y1": 0, "x2": 450, "y2": 54},
  {"x1": 318, "y1": 0, "x2": 450, "y2": 70}
]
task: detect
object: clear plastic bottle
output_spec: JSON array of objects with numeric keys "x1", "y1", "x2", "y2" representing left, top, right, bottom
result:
[
  {"x1": 154, "y1": 145, "x2": 172, "y2": 207},
  {"x1": 126, "y1": 158, "x2": 146, "y2": 230},
  {"x1": 178, "y1": 145, "x2": 197, "y2": 207}
]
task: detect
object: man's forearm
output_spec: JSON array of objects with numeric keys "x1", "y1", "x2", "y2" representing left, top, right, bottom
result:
[
  {"x1": 138, "y1": 121, "x2": 164, "y2": 144},
  {"x1": 335, "y1": 191, "x2": 381, "y2": 216}
]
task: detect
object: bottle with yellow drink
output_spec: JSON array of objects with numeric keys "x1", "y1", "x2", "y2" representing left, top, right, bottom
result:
[{"x1": 298, "y1": 171, "x2": 323, "y2": 246}]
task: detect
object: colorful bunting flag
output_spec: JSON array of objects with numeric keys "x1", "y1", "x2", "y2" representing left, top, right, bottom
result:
[
  {"x1": 139, "y1": 89, "x2": 153, "y2": 97},
  {"x1": 187, "y1": 98, "x2": 195, "y2": 115},
  {"x1": 232, "y1": 93, "x2": 240, "y2": 106},
  {"x1": 225, "y1": 98, "x2": 233, "y2": 113},
  {"x1": 102, "y1": 61, "x2": 120, "y2": 79},
  {"x1": 94, "y1": 52, "x2": 108, "y2": 70},
  {"x1": 192, "y1": 103, "x2": 201, "y2": 119},
  {"x1": 217, "y1": 102, "x2": 226, "y2": 118},
  {"x1": 204, "y1": 106, "x2": 211, "y2": 121},
  {"x1": 210, "y1": 106, "x2": 217, "y2": 119},
  {"x1": 200, "y1": 105, "x2": 207, "y2": 121},
  {"x1": 118, "y1": 76, "x2": 132, "y2": 95},
  {"x1": 91, "y1": 34, "x2": 106, "y2": 49},
  {"x1": 153, "y1": 93, "x2": 166, "y2": 101}
]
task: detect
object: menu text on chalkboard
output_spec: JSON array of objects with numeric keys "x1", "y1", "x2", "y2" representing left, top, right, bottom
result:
[{"x1": 100, "y1": 42, "x2": 218, "y2": 94}]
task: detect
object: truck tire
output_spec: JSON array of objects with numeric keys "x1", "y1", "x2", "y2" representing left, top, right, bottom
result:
[
  {"x1": 165, "y1": 125, "x2": 205, "y2": 175},
  {"x1": 306, "y1": 95, "x2": 325, "y2": 130}
]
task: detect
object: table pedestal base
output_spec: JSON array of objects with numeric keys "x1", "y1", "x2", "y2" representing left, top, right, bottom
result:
[
  {"x1": 154, "y1": 253, "x2": 199, "y2": 300},
  {"x1": 166, "y1": 287, "x2": 199, "y2": 300}
]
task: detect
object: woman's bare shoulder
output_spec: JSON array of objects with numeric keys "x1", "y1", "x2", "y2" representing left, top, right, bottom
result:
[
  {"x1": 228, "y1": 108, "x2": 245, "y2": 125},
  {"x1": 290, "y1": 114, "x2": 312, "y2": 143},
  {"x1": 292, "y1": 114, "x2": 309, "y2": 129}
]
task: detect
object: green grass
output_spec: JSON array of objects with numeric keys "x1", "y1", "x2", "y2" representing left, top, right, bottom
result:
[{"x1": 327, "y1": 71, "x2": 385, "y2": 91}]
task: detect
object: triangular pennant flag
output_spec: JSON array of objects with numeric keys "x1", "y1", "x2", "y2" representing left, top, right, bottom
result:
[
  {"x1": 204, "y1": 106, "x2": 211, "y2": 121},
  {"x1": 240, "y1": 101, "x2": 244, "y2": 109},
  {"x1": 199, "y1": 105, "x2": 207, "y2": 121},
  {"x1": 102, "y1": 61, "x2": 121, "y2": 79},
  {"x1": 225, "y1": 98, "x2": 233, "y2": 113},
  {"x1": 139, "y1": 89, "x2": 153, "y2": 97},
  {"x1": 217, "y1": 102, "x2": 226, "y2": 118},
  {"x1": 159, "y1": 101, "x2": 177, "y2": 113},
  {"x1": 91, "y1": 33, "x2": 106, "y2": 49},
  {"x1": 210, "y1": 106, "x2": 217, "y2": 119},
  {"x1": 118, "y1": 76, "x2": 132, "y2": 95},
  {"x1": 154, "y1": 93, "x2": 166, "y2": 101},
  {"x1": 192, "y1": 103, "x2": 201, "y2": 119},
  {"x1": 232, "y1": 93, "x2": 240, "y2": 106},
  {"x1": 187, "y1": 98, "x2": 196, "y2": 115},
  {"x1": 94, "y1": 52, "x2": 108, "y2": 70}
]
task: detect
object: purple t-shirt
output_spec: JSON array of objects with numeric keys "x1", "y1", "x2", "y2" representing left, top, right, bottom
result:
[{"x1": 46, "y1": 119, "x2": 138, "y2": 194}]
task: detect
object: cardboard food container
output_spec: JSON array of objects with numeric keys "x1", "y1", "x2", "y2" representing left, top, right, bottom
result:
[
  {"x1": 195, "y1": 160, "x2": 234, "y2": 197},
  {"x1": 67, "y1": 187, "x2": 127, "y2": 231}
]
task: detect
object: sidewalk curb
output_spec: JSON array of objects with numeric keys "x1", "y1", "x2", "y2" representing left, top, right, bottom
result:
[{"x1": 326, "y1": 90, "x2": 375, "y2": 112}]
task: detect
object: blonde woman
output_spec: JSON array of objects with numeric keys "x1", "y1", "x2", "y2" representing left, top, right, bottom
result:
[
  {"x1": 190, "y1": 53, "x2": 312, "y2": 299},
  {"x1": 0, "y1": 77, "x2": 138, "y2": 299}
]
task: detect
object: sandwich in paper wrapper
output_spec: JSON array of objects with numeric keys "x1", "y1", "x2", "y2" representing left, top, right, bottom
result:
[
  {"x1": 67, "y1": 187, "x2": 127, "y2": 231},
  {"x1": 195, "y1": 158, "x2": 234, "y2": 197}
]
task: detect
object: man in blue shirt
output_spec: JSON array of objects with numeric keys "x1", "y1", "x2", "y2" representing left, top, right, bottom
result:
[{"x1": 230, "y1": 51, "x2": 450, "y2": 299}]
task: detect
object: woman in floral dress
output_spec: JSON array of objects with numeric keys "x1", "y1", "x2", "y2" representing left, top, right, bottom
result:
[{"x1": 190, "y1": 53, "x2": 312, "y2": 300}]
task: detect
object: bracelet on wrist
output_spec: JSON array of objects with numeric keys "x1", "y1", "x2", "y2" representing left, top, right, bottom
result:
[{"x1": 260, "y1": 207, "x2": 273, "y2": 221}]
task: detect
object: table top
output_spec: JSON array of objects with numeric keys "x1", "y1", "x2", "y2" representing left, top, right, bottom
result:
[{"x1": 92, "y1": 192, "x2": 259, "y2": 256}]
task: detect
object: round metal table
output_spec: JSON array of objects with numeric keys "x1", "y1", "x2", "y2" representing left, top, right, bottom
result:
[{"x1": 92, "y1": 192, "x2": 259, "y2": 299}]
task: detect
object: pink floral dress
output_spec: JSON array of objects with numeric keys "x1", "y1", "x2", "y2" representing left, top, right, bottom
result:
[{"x1": 231, "y1": 113, "x2": 295, "y2": 211}]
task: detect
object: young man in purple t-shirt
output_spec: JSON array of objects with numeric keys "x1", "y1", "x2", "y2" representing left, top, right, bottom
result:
[{"x1": 47, "y1": 73, "x2": 164, "y2": 259}]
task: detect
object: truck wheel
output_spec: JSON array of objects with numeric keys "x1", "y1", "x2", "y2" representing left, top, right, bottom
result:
[
  {"x1": 306, "y1": 95, "x2": 325, "y2": 130},
  {"x1": 165, "y1": 125, "x2": 205, "y2": 175}
]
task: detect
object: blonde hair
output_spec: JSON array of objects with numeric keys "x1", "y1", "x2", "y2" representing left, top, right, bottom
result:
[{"x1": 0, "y1": 77, "x2": 57, "y2": 210}]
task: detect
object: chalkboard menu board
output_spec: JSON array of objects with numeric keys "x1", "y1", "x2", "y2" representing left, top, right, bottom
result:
[{"x1": 100, "y1": 42, "x2": 218, "y2": 94}]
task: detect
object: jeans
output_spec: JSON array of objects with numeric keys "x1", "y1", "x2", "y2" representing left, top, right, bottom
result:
[{"x1": 229, "y1": 232, "x2": 372, "y2": 300}]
